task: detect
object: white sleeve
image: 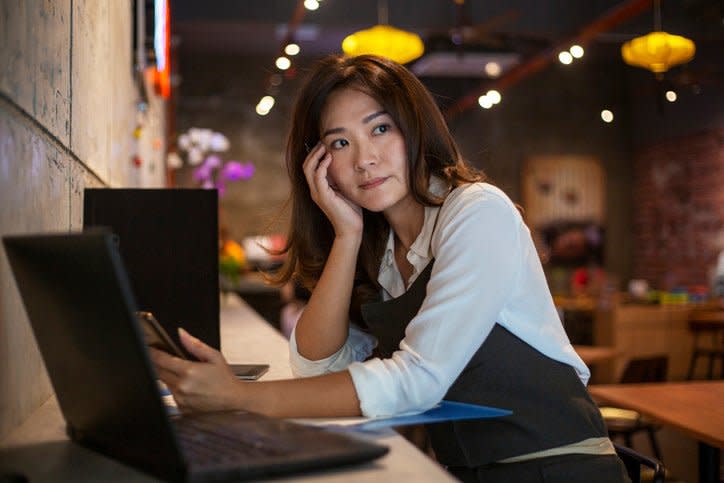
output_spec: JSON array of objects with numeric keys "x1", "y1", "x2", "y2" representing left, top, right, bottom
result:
[
  {"x1": 288, "y1": 321, "x2": 378, "y2": 378},
  {"x1": 347, "y1": 186, "x2": 523, "y2": 417}
]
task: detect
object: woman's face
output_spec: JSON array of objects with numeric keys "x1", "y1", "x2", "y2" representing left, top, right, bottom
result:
[{"x1": 319, "y1": 87, "x2": 414, "y2": 215}]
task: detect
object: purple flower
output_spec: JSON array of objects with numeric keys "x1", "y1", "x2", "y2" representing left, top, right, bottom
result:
[
  {"x1": 222, "y1": 161, "x2": 255, "y2": 181},
  {"x1": 204, "y1": 155, "x2": 222, "y2": 169},
  {"x1": 201, "y1": 179, "x2": 214, "y2": 189},
  {"x1": 193, "y1": 164, "x2": 213, "y2": 182}
]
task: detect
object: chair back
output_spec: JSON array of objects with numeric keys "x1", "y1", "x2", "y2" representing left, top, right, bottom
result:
[
  {"x1": 613, "y1": 442, "x2": 666, "y2": 483},
  {"x1": 619, "y1": 355, "x2": 668, "y2": 384}
]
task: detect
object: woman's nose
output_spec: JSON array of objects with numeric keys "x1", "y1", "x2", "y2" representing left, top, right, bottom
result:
[{"x1": 353, "y1": 142, "x2": 377, "y2": 171}]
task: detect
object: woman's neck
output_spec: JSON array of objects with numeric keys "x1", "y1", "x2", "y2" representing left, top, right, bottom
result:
[{"x1": 384, "y1": 199, "x2": 424, "y2": 252}]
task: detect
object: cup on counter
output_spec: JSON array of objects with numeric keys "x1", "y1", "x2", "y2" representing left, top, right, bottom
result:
[{"x1": 628, "y1": 279, "x2": 649, "y2": 299}]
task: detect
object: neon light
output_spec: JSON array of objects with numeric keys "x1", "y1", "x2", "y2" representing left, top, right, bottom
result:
[
  {"x1": 154, "y1": 0, "x2": 167, "y2": 72},
  {"x1": 153, "y1": 0, "x2": 171, "y2": 98}
]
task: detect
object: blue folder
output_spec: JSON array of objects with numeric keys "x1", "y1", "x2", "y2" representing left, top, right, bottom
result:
[{"x1": 349, "y1": 400, "x2": 512, "y2": 431}]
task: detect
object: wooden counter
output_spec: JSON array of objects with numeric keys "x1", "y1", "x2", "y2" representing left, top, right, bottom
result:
[{"x1": 593, "y1": 299, "x2": 718, "y2": 382}]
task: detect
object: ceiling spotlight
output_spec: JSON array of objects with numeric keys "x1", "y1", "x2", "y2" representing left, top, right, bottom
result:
[
  {"x1": 558, "y1": 51, "x2": 573, "y2": 65},
  {"x1": 570, "y1": 45, "x2": 584, "y2": 58},
  {"x1": 484, "y1": 62, "x2": 502, "y2": 78},
  {"x1": 665, "y1": 90, "x2": 677, "y2": 102},
  {"x1": 256, "y1": 96, "x2": 275, "y2": 116},
  {"x1": 275, "y1": 56, "x2": 291, "y2": 70},
  {"x1": 486, "y1": 90, "x2": 501, "y2": 104},
  {"x1": 601, "y1": 109, "x2": 614, "y2": 123},
  {"x1": 284, "y1": 43, "x2": 300, "y2": 56},
  {"x1": 478, "y1": 95, "x2": 493, "y2": 109},
  {"x1": 304, "y1": 0, "x2": 319, "y2": 11}
]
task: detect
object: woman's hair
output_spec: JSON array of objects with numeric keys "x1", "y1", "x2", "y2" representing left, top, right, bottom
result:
[{"x1": 272, "y1": 54, "x2": 484, "y2": 320}]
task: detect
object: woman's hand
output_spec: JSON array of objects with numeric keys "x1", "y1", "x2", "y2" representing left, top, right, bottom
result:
[
  {"x1": 303, "y1": 143, "x2": 363, "y2": 237},
  {"x1": 150, "y1": 328, "x2": 243, "y2": 413}
]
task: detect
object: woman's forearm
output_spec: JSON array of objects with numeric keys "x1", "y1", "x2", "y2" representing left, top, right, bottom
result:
[
  {"x1": 294, "y1": 233, "x2": 362, "y2": 360},
  {"x1": 236, "y1": 370, "x2": 362, "y2": 418}
]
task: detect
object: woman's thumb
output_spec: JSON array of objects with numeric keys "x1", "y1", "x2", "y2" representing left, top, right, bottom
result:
[{"x1": 178, "y1": 327, "x2": 222, "y2": 363}]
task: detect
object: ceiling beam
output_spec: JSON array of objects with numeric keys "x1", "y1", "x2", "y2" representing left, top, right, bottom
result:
[{"x1": 443, "y1": 0, "x2": 653, "y2": 121}]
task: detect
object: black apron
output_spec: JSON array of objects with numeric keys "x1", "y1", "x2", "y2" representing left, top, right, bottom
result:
[{"x1": 360, "y1": 260, "x2": 609, "y2": 467}]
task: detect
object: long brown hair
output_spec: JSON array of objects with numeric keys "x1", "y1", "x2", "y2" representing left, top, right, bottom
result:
[{"x1": 272, "y1": 54, "x2": 484, "y2": 318}]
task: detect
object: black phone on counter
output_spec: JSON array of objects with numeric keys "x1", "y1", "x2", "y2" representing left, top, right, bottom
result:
[
  {"x1": 136, "y1": 311, "x2": 269, "y2": 380},
  {"x1": 229, "y1": 364, "x2": 270, "y2": 380}
]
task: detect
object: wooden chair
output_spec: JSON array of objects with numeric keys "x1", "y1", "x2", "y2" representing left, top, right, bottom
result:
[
  {"x1": 686, "y1": 310, "x2": 724, "y2": 380},
  {"x1": 613, "y1": 442, "x2": 666, "y2": 483},
  {"x1": 599, "y1": 356, "x2": 668, "y2": 461}
]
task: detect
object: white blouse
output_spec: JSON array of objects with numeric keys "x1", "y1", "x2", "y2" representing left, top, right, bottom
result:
[{"x1": 289, "y1": 182, "x2": 589, "y2": 418}]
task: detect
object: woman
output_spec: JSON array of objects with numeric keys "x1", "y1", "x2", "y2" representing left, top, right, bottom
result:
[{"x1": 152, "y1": 54, "x2": 629, "y2": 482}]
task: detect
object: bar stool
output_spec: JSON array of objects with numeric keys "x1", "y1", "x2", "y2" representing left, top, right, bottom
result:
[
  {"x1": 686, "y1": 310, "x2": 724, "y2": 380},
  {"x1": 599, "y1": 356, "x2": 668, "y2": 461}
]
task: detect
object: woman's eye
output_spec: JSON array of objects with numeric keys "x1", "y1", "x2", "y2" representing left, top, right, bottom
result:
[
  {"x1": 330, "y1": 139, "x2": 348, "y2": 149},
  {"x1": 372, "y1": 124, "x2": 390, "y2": 135}
]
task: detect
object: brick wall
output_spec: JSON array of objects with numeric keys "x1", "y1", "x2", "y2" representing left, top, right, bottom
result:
[{"x1": 633, "y1": 127, "x2": 724, "y2": 290}]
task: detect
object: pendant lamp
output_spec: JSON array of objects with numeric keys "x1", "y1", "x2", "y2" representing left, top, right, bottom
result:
[
  {"x1": 621, "y1": 0, "x2": 695, "y2": 77},
  {"x1": 341, "y1": 0, "x2": 424, "y2": 64}
]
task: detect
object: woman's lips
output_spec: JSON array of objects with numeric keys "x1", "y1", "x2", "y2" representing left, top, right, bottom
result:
[{"x1": 359, "y1": 177, "x2": 387, "y2": 190}]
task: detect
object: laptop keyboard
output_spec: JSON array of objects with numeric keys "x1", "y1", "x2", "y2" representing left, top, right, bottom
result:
[{"x1": 173, "y1": 412, "x2": 298, "y2": 465}]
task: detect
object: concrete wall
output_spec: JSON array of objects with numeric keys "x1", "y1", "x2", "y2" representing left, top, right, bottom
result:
[{"x1": 0, "y1": 0, "x2": 166, "y2": 440}]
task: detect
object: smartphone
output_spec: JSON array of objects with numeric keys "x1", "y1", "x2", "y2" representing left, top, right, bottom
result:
[
  {"x1": 229, "y1": 364, "x2": 270, "y2": 381},
  {"x1": 136, "y1": 311, "x2": 269, "y2": 380},
  {"x1": 136, "y1": 311, "x2": 195, "y2": 360}
]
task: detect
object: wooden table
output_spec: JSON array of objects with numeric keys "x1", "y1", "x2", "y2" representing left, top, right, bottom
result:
[
  {"x1": 573, "y1": 345, "x2": 617, "y2": 365},
  {"x1": 0, "y1": 296, "x2": 454, "y2": 482},
  {"x1": 588, "y1": 381, "x2": 724, "y2": 483},
  {"x1": 689, "y1": 309, "x2": 724, "y2": 323}
]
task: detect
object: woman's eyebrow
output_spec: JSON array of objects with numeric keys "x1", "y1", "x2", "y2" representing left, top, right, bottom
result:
[
  {"x1": 362, "y1": 110, "x2": 387, "y2": 124},
  {"x1": 321, "y1": 127, "x2": 344, "y2": 139},
  {"x1": 321, "y1": 111, "x2": 388, "y2": 139}
]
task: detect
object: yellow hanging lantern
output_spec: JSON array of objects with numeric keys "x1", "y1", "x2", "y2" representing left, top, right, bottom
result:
[
  {"x1": 621, "y1": 31, "x2": 695, "y2": 75},
  {"x1": 342, "y1": 24, "x2": 425, "y2": 65}
]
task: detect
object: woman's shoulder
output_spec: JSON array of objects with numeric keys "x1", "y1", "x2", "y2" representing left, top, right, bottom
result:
[
  {"x1": 443, "y1": 182, "x2": 519, "y2": 216},
  {"x1": 430, "y1": 182, "x2": 524, "y2": 254}
]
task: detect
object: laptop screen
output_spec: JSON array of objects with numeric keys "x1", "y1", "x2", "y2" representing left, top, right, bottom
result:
[{"x1": 3, "y1": 230, "x2": 186, "y2": 479}]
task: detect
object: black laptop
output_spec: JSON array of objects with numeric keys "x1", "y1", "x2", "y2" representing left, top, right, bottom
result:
[{"x1": 2, "y1": 230, "x2": 387, "y2": 482}]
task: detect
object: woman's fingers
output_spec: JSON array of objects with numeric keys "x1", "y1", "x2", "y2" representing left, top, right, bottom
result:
[
  {"x1": 149, "y1": 347, "x2": 189, "y2": 377},
  {"x1": 178, "y1": 328, "x2": 225, "y2": 364},
  {"x1": 302, "y1": 143, "x2": 325, "y2": 181},
  {"x1": 155, "y1": 365, "x2": 182, "y2": 390},
  {"x1": 313, "y1": 153, "x2": 333, "y2": 193},
  {"x1": 303, "y1": 143, "x2": 331, "y2": 199}
]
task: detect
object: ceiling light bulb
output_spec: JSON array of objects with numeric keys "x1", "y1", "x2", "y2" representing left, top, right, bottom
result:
[
  {"x1": 601, "y1": 109, "x2": 614, "y2": 123},
  {"x1": 258, "y1": 96, "x2": 275, "y2": 111},
  {"x1": 284, "y1": 43, "x2": 300, "y2": 56},
  {"x1": 665, "y1": 90, "x2": 677, "y2": 102},
  {"x1": 570, "y1": 45, "x2": 584, "y2": 58},
  {"x1": 558, "y1": 51, "x2": 573, "y2": 65},
  {"x1": 256, "y1": 96, "x2": 275, "y2": 116},
  {"x1": 478, "y1": 95, "x2": 493, "y2": 109},
  {"x1": 275, "y1": 56, "x2": 291, "y2": 70},
  {"x1": 486, "y1": 90, "x2": 501, "y2": 104},
  {"x1": 484, "y1": 62, "x2": 501, "y2": 78},
  {"x1": 304, "y1": 0, "x2": 319, "y2": 11}
]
